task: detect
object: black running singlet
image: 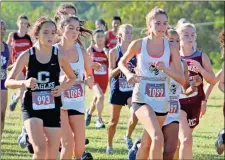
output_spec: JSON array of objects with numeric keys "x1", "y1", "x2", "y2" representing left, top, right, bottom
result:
[{"x1": 23, "y1": 46, "x2": 62, "y2": 110}]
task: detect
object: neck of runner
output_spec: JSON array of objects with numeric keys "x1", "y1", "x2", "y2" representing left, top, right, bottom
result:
[
  {"x1": 36, "y1": 41, "x2": 52, "y2": 55},
  {"x1": 120, "y1": 41, "x2": 130, "y2": 54},
  {"x1": 180, "y1": 45, "x2": 193, "y2": 57},
  {"x1": 17, "y1": 29, "x2": 26, "y2": 36},
  {"x1": 148, "y1": 33, "x2": 163, "y2": 45},
  {"x1": 112, "y1": 28, "x2": 117, "y2": 34},
  {"x1": 95, "y1": 43, "x2": 105, "y2": 50},
  {"x1": 61, "y1": 37, "x2": 75, "y2": 50}
]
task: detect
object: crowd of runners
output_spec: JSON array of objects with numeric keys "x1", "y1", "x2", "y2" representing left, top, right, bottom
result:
[{"x1": 1, "y1": 3, "x2": 224, "y2": 160}]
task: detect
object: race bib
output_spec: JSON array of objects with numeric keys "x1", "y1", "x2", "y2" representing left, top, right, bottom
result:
[
  {"x1": 119, "y1": 78, "x2": 134, "y2": 92},
  {"x1": 32, "y1": 91, "x2": 55, "y2": 110},
  {"x1": 64, "y1": 84, "x2": 84, "y2": 102},
  {"x1": 145, "y1": 83, "x2": 165, "y2": 98},
  {"x1": 168, "y1": 101, "x2": 179, "y2": 114},
  {"x1": 94, "y1": 64, "x2": 107, "y2": 75},
  {"x1": 1, "y1": 69, "x2": 6, "y2": 80}
]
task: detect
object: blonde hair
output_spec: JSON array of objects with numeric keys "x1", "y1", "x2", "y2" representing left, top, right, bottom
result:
[
  {"x1": 176, "y1": 23, "x2": 196, "y2": 34},
  {"x1": 175, "y1": 18, "x2": 190, "y2": 29},
  {"x1": 145, "y1": 6, "x2": 168, "y2": 35},
  {"x1": 117, "y1": 24, "x2": 133, "y2": 43}
]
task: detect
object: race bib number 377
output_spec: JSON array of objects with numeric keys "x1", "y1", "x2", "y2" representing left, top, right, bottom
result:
[
  {"x1": 32, "y1": 91, "x2": 55, "y2": 110},
  {"x1": 145, "y1": 83, "x2": 165, "y2": 97}
]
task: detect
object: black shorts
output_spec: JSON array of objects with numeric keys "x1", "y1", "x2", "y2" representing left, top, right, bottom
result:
[
  {"x1": 109, "y1": 89, "x2": 132, "y2": 106},
  {"x1": 132, "y1": 102, "x2": 168, "y2": 116},
  {"x1": 22, "y1": 106, "x2": 61, "y2": 128},
  {"x1": 68, "y1": 109, "x2": 84, "y2": 116}
]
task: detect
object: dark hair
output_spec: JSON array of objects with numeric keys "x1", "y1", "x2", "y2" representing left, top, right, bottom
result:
[
  {"x1": 17, "y1": 15, "x2": 31, "y2": 28},
  {"x1": 93, "y1": 29, "x2": 105, "y2": 35},
  {"x1": 54, "y1": 3, "x2": 77, "y2": 23},
  {"x1": 113, "y1": 16, "x2": 122, "y2": 23},
  {"x1": 219, "y1": 29, "x2": 224, "y2": 60},
  {"x1": 30, "y1": 16, "x2": 56, "y2": 40},
  {"x1": 96, "y1": 19, "x2": 106, "y2": 26},
  {"x1": 59, "y1": 15, "x2": 92, "y2": 46}
]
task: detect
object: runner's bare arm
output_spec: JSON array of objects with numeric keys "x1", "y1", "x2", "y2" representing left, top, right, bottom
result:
[
  {"x1": 118, "y1": 39, "x2": 141, "y2": 77},
  {"x1": 200, "y1": 52, "x2": 216, "y2": 85},
  {"x1": 7, "y1": 45, "x2": 13, "y2": 67},
  {"x1": 5, "y1": 51, "x2": 29, "y2": 89},
  {"x1": 59, "y1": 53, "x2": 76, "y2": 90},
  {"x1": 165, "y1": 43, "x2": 185, "y2": 86},
  {"x1": 218, "y1": 68, "x2": 224, "y2": 92},
  {"x1": 7, "y1": 32, "x2": 14, "y2": 45},
  {"x1": 109, "y1": 47, "x2": 121, "y2": 79},
  {"x1": 83, "y1": 48, "x2": 94, "y2": 88},
  {"x1": 204, "y1": 69, "x2": 222, "y2": 99}
]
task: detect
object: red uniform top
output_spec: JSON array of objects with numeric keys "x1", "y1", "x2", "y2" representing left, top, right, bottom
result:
[
  {"x1": 106, "y1": 30, "x2": 117, "y2": 49},
  {"x1": 91, "y1": 47, "x2": 108, "y2": 93},
  {"x1": 11, "y1": 32, "x2": 33, "y2": 75},
  {"x1": 179, "y1": 50, "x2": 205, "y2": 104}
]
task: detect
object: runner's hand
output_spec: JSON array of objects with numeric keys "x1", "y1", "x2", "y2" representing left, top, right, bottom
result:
[
  {"x1": 51, "y1": 86, "x2": 62, "y2": 97},
  {"x1": 126, "y1": 73, "x2": 140, "y2": 84},
  {"x1": 193, "y1": 75, "x2": 203, "y2": 87},
  {"x1": 152, "y1": 61, "x2": 166, "y2": 72},
  {"x1": 92, "y1": 62, "x2": 102, "y2": 71},
  {"x1": 86, "y1": 76, "x2": 94, "y2": 89},
  {"x1": 24, "y1": 78, "x2": 37, "y2": 89}
]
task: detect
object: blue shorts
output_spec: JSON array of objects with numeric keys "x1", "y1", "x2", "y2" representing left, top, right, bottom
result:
[
  {"x1": 109, "y1": 89, "x2": 132, "y2": 106},
  {"x1": 1, "y1": 80, "x2": 7, "y2": 90}
]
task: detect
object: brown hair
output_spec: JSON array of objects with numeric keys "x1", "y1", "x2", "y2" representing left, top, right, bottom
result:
[
  {"x1": 30, "y1": 16, "x2": 56, "y2": 40},
  {"x1": 145, "y1": 6, "x2": 168, "y2": 35},
  {"x1": 219, "y1": 29, "x2": 224, "y2": 60},
  {"x1": 166, "y1": 28, "x2": 178, "y2": 38},
  {"x1": 54, "y1": 3, "x2": 77, "y2": 24},
  {"x1": 17, "y1": 15, "x2": 31, "y2": 28},
  {"x1": 59, "y1": 15, "x2": 92, "y2": 46}
]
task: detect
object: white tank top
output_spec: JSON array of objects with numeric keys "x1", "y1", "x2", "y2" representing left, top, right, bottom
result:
[
  {"x1": 54, "y1": 43, "x2": 85, "y2": 113},
  {"x1": 132, "y1": 37, "x2": 170, "y2": 113}
]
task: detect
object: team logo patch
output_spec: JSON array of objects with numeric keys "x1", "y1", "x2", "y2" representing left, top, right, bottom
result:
[
  {"x1": 149, "y1": 65, "x2": 159, "y2": 75},
  {"x1": 170, "y1": 83, "x2": 177, "y2": 94}
]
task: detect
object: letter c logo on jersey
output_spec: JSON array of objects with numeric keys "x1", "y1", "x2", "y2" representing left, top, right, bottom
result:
[{"x1": 37, "y1": 72, "x2": 50, "y2": 83}]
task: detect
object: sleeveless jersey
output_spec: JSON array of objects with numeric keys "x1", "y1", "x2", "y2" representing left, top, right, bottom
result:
[
  {"x1": 56, "y1": 43, "x2": 86, "y2": 113},
  {"x1": 106, "y1": 30, "x2": 117, "y2": 49},
  {"x1": 91, "y1": 47, "x2": 108, "y2": 84},
  {"x1": 12, "y1": 32, "x2": 32, "y2": 63},
  {"x1": 23, "y1": 46, "x2": 61, "y2": 110},
  {"x1": 179, "y1": 50, "x2": 205, "y2": 103},
  {"x1": 132, "y1": 37, "x2": 170, "y2": 113},
  {"x1": 1, "y1": 42, "x2": 10, "y2": 90},
  {"x1": 110, "y1": 45, "x2": 137, "y2": 92}
]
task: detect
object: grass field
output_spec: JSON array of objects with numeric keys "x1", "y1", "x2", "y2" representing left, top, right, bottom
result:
[{"x1": 1, "y1": 81, "x2": 224, "y2": 160}]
